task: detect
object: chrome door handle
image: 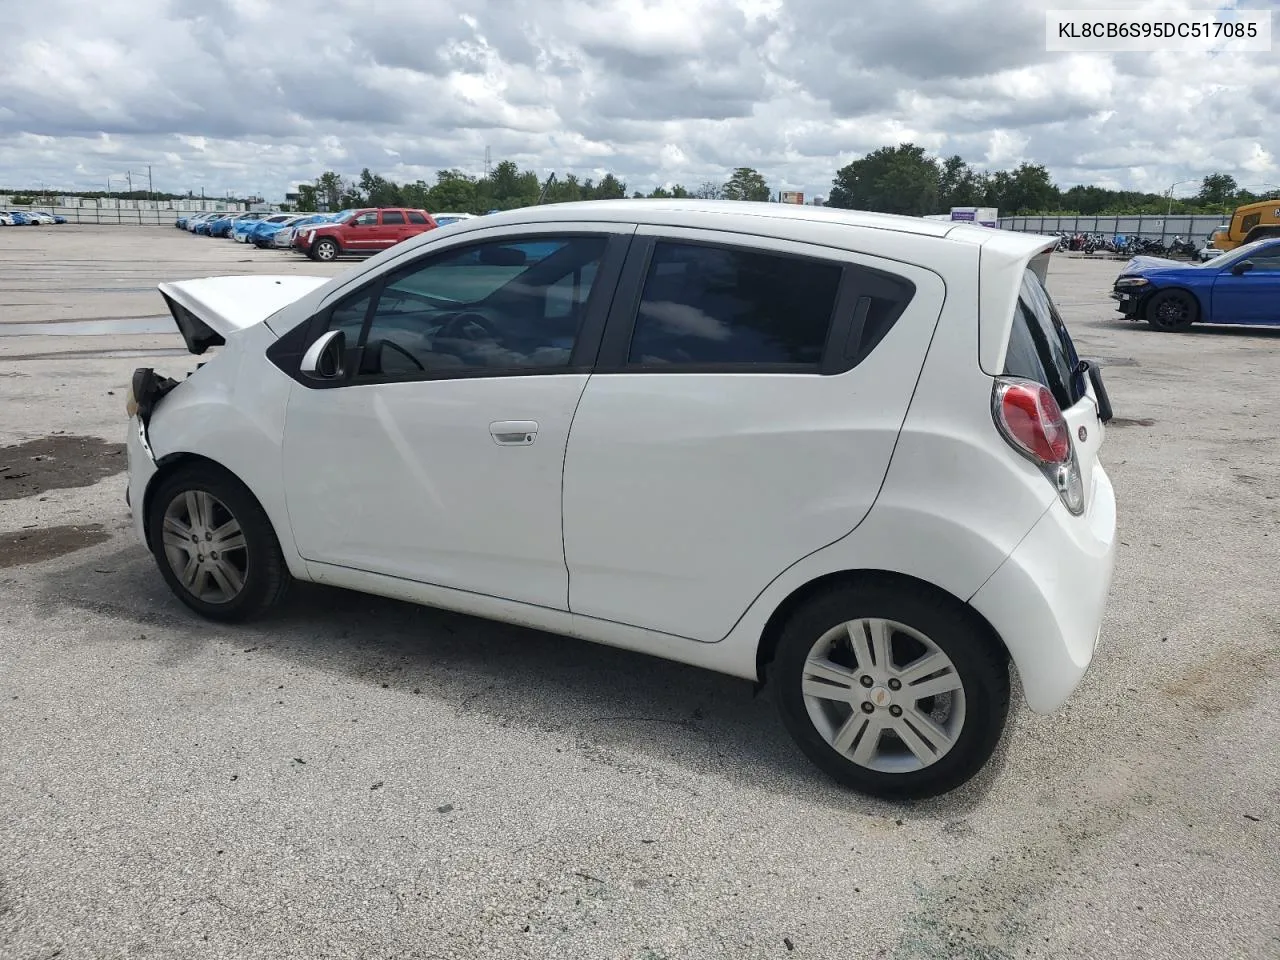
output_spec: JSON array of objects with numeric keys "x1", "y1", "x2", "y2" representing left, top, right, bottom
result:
[{"x1": 490, "y1": 420, "x2": 538, "y2": 445}]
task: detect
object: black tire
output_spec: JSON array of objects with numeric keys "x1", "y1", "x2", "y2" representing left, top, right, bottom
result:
[
  {"x1": 771, "y1": 578, "x2": 1010, "y2": 800},
  {"x1": 146, "y1": 463, "x2": 290, "y2": 622},
  {"x1": 1144, "y1": 288, "x2": 1198, "y2": 331},
  {"x1": 311, "y1": 237, "x2": 339, "y2": 261}
]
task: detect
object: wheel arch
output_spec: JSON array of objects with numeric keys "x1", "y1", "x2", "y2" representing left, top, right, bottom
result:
[
  {"x1": 754, "y1": 568, "x2": 1010, "y2": 687},
  {"x1": 1144, "y1": 283, "x2": 1205, "y2": 321},
  {"x1": 142, "y1": 453, "x2": 278, "y2": 554}
]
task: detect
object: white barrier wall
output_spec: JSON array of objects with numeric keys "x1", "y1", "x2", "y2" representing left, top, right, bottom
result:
[{"x1": 998, "y1": 214, "x2": 1228, "y2": 244}]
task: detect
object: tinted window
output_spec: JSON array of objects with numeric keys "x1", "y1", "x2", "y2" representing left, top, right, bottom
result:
[
  {"x1": 1246, "y1": 243, "x2": 1280, "y2": 270},
  {"x1": 628, "y1": 242, "x2": 841, "y2": 366},
  {"x1": 327, "y1": 289, "x2": 374, "y2": 343},
  {"x1": 1241, "y1": 213, "x2": 1261, "y2": 233},
  {"x1": 353, "y1": 212, "x2": 377, "y2": 226},
  {"x1": 382, "y1": 211, "x2": 405, "y2": 225},
  {"x1": 354, "y1": 236, "x2": 608, "y2": 377},
  {"x1": 1005, "y1": 270, "x2": 1084, "y2": 409},
  {"x1": 407, "y1": 211, "x2": 428, "y2": 224}
]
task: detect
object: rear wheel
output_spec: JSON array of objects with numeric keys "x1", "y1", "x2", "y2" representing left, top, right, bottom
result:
[
  {"x1": 146, "y1": 464, "x2": 289, "y2": 622},
  {"x1": 1145, "y1": 289, "x2": 1197, "y2": 331},
  {"x1": 311, "y1": 237, "x2": 339, "y2": 261},
  {"x1": 772, "y1": 579, "x2": 1010, "y2": 800}
]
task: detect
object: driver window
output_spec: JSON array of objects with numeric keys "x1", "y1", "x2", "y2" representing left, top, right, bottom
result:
[
  {"x1": 353, "y1": 212, "x2": 378, "y2": 226},
  {"x1": 354, "y1": 235, "x2": 609, "y2": 377},
  {"x1": 1248, "y1": 245, "x2": 1280, "y2": 270}
]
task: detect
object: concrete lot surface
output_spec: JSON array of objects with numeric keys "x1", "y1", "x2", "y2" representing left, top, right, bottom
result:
[{"x1": 2, "y1": 226, "x2": 1278, "y2": 960}]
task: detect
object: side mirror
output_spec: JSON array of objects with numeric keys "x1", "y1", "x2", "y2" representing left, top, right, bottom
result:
[
  {"x1": 1232, "y1": 260, "x2": 1255, "y2": 276},
  {"x1": 300, "y1": 329, "x2": 346, "y2": 380}
]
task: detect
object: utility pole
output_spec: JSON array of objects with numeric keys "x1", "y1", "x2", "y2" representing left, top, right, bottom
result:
[
  {"x1": 484, "y1": 145, "x2": 491, "y2": 180},
  {"x1": 147, "y1": 165, "x2": 153, "y2": 202},
  {"x1": 127, "y1": 170, "x2": 133, "y2": 195}
]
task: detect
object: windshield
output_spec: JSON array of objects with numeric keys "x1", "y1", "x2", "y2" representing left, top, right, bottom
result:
[{"x1": 1197, "y1": 236, "x2": 1276, "y2": 267}]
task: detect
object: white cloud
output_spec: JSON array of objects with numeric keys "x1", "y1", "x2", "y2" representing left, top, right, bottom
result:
[{"x1": 0, "y1": 0, "x2": 1274, "y2": 199}]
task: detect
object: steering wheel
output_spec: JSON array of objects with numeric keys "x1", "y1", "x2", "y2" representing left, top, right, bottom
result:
[
  {"x1": 438, "y1": 311, "x2": 499, "y2": 341},
  {"x1": 378, "y1": 338, "x2": 426, "y2": 372}
]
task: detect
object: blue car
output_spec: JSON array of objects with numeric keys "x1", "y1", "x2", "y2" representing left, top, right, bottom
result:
[
  {"x1": 238, "y1": 213, "x2": 294, "y2": 244},
  {"x1": 204, "y1": 213, "x2": 241, "y2": 237},
  {"x1": 1111, "y1": 236, "x2": 1280, "y2": 331},
  {"x1": 5, "y1": 211, "x2": 31, "y2": 225}
]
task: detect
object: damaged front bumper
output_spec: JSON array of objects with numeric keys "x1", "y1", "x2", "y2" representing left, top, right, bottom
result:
[{"x1": 123, "y1": 367, "x2": 182, "y2": 533}]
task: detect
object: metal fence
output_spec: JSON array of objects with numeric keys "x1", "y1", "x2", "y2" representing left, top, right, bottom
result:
[
  {"x1": 0, "y1": 206, "x2": 235, "y2": 226},
  {"x1": 998, "y1": 214, "x2": 1227, "y2": 245}
]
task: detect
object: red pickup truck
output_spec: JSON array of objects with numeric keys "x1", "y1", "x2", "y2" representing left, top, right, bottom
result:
[{"x1": 293, "y1": 207, "x2": 439, "y2": 261}]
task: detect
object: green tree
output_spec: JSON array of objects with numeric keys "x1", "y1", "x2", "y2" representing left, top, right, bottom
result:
[
  {"x1": 828, "y1": 143, "x2": 939, "y2": 215},
  {"x1": 1197, "y1": 172, "x2": 1237, "y2": 207},
  {"x1": 294, "y1": 183, "x2": 318, "y2": 212},
  {"x1": 722, "y1": 167, "x2": 770, "y2": 201},
  {"x1": 594, "y1": 172, "x2": 627, "y2": 200},
  {"x1": 315, "y1": 171, "x2": 344, "y2": 211},
  {"x1": 427, "y1": 169, "x2": 477, "y2": 212},
  {"x1": 938, "y1": 155, "x2": 986, "y2": 208},
  {"x1": 358, "y1": 167, "x2": 403, "y2": 207},
  {"x1": 693, "y1": 181, "x2": 723, "y2": 199}
]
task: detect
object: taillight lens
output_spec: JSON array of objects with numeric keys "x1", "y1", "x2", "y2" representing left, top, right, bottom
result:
[
  {"x1": 992, "y1": 377, "x2": 1084, "y2": 516},
  {"x1": 993, "y1": 378, "x2": 1070, "y2": 464}
]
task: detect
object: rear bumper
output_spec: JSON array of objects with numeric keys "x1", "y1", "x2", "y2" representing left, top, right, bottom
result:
[{"x1": 969, "y1": 461, "x2": 1117, "y2": 714}]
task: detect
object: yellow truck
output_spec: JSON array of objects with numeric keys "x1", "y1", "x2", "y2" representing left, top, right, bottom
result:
[{"x1": 1210, "y1": 199, "x2": 1280, "y2": 251}]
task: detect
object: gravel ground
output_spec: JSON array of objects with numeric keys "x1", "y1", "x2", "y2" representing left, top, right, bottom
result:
[{"x1": 1, "y1": 226, "x2": 1278, "y2": 960}]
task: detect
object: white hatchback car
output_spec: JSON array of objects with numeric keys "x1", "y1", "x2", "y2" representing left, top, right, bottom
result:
[{"x1": 125, "y1": 200, "x2": 1117, "y2": 799}]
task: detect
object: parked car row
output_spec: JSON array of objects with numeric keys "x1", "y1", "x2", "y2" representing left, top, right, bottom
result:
[
  {"x1": 176, "y1": 208, "x2": 479, "y2": 260},
  {"x1": 1, "y1": 210, "x2": 67, "y2": 225}
]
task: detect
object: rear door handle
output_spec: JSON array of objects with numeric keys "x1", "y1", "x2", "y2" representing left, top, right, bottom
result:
[{"x1": 490, "y1": 420, "x2": 538, "y2": 445}]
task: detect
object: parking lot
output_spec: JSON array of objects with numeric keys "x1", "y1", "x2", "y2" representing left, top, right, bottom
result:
[{"x1": 2, "y1": 225, "x2": 1278, "y2": 959}]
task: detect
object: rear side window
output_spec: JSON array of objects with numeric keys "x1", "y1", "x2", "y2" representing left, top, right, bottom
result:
[
  {"x1": 1005, "y1": 269, "x2": 1084, "y2": 409},
  {"x1": 407, "y1": 211, "x2": 428, "y2": 224},
  {"x1": 1240, "y1": 212, "x2": 1261, "y2": 234},
  {"x1": 628, "y1": 241, "x2": 842, "y2": 366},
  {"x1": 382, "y1": 211, "x2": 406, "y2": 225}
]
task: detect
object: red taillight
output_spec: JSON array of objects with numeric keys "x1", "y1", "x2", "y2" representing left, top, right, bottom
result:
[{"x1": 993, "y1": 378, "x2": 1070, "y2": 464}]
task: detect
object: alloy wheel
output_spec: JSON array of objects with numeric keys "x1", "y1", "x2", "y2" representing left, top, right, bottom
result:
[
  {"x1": 801, "y1": 618, "x2": 966, "y2": 774},
  {"x1": 161, "y1": 490, "x2": 249, "y2": 604}
]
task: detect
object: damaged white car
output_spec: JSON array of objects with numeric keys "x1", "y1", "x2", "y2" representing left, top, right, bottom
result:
[{"x1": 125, "y1": 199, "x2": 1117, "y2": 800}]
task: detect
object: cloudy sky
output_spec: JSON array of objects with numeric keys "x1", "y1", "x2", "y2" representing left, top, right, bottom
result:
[{"x1": 0, "y1": 0, "x2": 1276, "y2": 202}]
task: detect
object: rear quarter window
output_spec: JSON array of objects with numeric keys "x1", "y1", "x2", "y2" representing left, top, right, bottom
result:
[{"x1": 1004, "y1": 270, "x2": 1085, "y2": 409}]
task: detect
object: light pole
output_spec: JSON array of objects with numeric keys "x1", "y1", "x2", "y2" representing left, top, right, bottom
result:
[{"x1": 1165, "y1": 179, "x2": 1198, "y2": 216}]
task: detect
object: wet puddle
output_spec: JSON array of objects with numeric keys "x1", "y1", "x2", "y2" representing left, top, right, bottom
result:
[
  {"x1": 1, "y1": 435, "x2": 126, "y2": 500},
  {"x1": 0, "y1": 316, "x2": 173, "y2": 336},
  {"x1": 0, "y1": 523, "x2": 112, "y2": 567}
]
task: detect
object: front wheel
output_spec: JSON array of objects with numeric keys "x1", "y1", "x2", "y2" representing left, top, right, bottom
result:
[
  {"x1": 1145, "y1": 288, "x2": 1197, "y2": 332},
  {"x1": 146, "y1": 465, "x2": 290, "y2": 622},
  {"x1": 771, "y1": 579, "x2": 1010, "y2": 800},
  {"x1": 311, "y1": 237, "x2": 339, "y2": 261}
]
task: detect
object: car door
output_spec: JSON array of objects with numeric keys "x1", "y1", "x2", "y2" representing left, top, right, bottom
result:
[
  {"x1": 280, "y1": 225, "x2": 633, "y2": 609},
  {"x1": 561, "y1": 227, "x2": 945, "y2": 642},
  {"x1": 1213, "y1": 242, "x2": 1280, "y2": 324},
  {"x1": 378, "y1": 209, "x2": 408, "y2": 247},
  {"x1": 345, "y1": 210, "x2": 380, "y2": 252}
]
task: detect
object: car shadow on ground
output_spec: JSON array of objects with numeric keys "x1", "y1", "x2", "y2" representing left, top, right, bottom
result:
[
  {"x1": 34, "y1": 536, "x2": 1018, "y2": 819},
  {"x1": 1107, "y1": 320, "x2": 1280, "y2": 340}
]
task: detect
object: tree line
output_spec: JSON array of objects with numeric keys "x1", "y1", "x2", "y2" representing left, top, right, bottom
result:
[
  {"x1": 291, "y1": 149, "x2": 1272, "y2": 219},
  {"x1": 7, "y1": 144, "x2": 1270, "y2": 217}
]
